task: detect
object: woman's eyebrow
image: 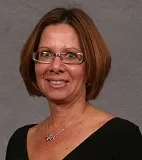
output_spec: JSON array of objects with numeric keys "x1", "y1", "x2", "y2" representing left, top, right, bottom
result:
[
  {"x1": 38, "y1": 46, "x2": 81, "y2": 52},
  {"x1": 64, "y1": 47, "x2": 81, "y2": 52},
  {"x1": 38, "y1": 46, "x2": 50, "y2": 50}
]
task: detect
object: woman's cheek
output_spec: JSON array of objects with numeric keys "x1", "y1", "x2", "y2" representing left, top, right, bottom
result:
[
  {"x1": 70, "y1": 64, "x2": 86, "y2": 79},
  {"x1": 35, "y1": 64, "x2": 46, "y2": 77}
]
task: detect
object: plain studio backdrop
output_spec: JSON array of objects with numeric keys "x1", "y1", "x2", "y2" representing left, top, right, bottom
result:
[{"x1": 0, "y1": 0, "x2": 142, "y2": 159}]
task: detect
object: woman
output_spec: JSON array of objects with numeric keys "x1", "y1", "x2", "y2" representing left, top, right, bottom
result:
[{"x1": 6, "y1": 7, "x2": 142, "y2": 160}]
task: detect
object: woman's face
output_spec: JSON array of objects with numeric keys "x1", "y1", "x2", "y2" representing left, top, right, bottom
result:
[{"x1": 35, "y1": 23, "x2": 86, "y2": 102}]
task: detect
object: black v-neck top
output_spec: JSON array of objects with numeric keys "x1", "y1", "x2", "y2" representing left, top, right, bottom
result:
[{"x1": 6, "y1": 117, "x2": 142, "y2": 160}]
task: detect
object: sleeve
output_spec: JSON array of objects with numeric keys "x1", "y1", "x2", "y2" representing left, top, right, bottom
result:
[
  {"x1": 116, "y1": 124, "x2": 142, "y2": 160},
  {"x1": 5, "y1": 126, "x2": 29, "y2": 160}
]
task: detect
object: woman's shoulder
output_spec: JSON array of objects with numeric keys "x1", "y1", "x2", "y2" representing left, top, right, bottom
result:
[
  {"x1": 104, "y1": 117, "x2": 140, "y2": 132},
  {"x1": 98, "y1": 117, "x2": 141, "y2": 135},
  {"x1": 6, "y1": 124, "x2": 37, "y2": 159},
  {"x1": 7, "y1": 124, "x2": 37, "y2": 149},
  {"x1": 88, "y1": 106, "x2": 141, "y2": 136},
  {"x1": 10, "y1": 124, "x2": 37, "y2": 140},
  {"x1": 96, "y1": 117, "x2": 142, "y2": 144}
]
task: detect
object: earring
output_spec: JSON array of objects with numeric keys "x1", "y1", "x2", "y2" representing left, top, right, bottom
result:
[
  {"x1": 41, "y1": 75, "x2": 44, "y2": 79},
  {"x1": 86, "y1": 82, "x2": 91, "y2": 88}
]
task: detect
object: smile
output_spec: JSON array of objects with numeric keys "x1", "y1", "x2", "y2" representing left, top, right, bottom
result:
[
  {"x1": 49, "y1": 80, "x2": 67, "y2": 85},
  {"x1": 47, "y1": 79, "x2": 69, "y2": 88}
]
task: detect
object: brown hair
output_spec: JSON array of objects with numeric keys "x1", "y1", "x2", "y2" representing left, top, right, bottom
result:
[{"x1": 20, "y1": 7, "x2": 111, "y2": 100}]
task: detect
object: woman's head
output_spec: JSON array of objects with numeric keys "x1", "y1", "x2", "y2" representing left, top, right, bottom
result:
[
  {"x1": 20, "y1": 7, "x2": 111, "y2": 100},
  {"x1": 34, "y1": 23, "x2": 86, "y2": 103}
]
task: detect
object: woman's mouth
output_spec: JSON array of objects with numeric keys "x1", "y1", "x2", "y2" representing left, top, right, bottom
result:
[
  {"x1": 47, "y1": 80, "x2": 69, "y2": 88},
  {"x1": 49, "y1": 80, "x2": 67, "y2": 85}
]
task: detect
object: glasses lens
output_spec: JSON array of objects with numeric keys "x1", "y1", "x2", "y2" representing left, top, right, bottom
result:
[
  {"x1": 33, "y1": 51, "x2": 53, "y2": 63},
  {"x1": 33, "y1": 52, "x2": 84, "y2": 64},
  {"x1": 62, "y1": 52, "x2": 84, "y2": 64}
]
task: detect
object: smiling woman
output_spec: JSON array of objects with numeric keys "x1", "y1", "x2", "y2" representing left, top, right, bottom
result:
[
  {"x1": 6, "y1": 7, "x2": 142, "y2": 160},
  {"x1": 34, "y1": 23, "x2": 86, "y2": 103}
]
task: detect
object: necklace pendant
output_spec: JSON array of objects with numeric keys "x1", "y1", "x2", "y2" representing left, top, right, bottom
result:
[{"x1": 46, "y1": 134, "x2": 56, "y2": 141}]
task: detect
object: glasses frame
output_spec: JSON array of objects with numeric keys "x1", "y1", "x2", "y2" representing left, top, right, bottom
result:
[{"x1": 32, "y1": 51, "x2": 86, "y2": 64}]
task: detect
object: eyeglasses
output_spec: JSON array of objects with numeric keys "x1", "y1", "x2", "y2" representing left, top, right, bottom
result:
[{"x1": 32, "y1": 51, "x2": 85, "y2": 64}]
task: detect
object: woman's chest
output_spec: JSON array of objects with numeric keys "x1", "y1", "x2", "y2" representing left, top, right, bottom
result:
[{"x1": 27, "y1": 125, "x2": 97, "y2": 160}]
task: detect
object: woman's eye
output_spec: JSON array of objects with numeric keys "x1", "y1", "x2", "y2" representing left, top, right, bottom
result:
[
  {"x1": 40, "y1": 51, "x2": 52, "y2": 57},
  {"x1": 66, "y1": 52, "x2": 76, "y2": 58}
]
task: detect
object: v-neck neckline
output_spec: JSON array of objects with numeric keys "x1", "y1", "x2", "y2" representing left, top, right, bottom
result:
[
  {"x1": 26, "y1": 117, "x2": 119, "y2": 159},
  {"x1": 63, "y1": 117, "x2": 119, "y2": 159}
]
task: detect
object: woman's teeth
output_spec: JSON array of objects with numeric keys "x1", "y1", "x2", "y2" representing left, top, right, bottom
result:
[{"x1": 49, "y1": 80, "x2": 66, "y2": 85}]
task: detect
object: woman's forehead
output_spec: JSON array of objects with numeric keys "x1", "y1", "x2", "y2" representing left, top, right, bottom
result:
[{"x1": 38, "y1": 23, "x2": 81, "y2": 50}]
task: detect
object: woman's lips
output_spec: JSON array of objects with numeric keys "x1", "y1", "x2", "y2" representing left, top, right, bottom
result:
[
  {"x1": 47, "y1": 80, "x2": 69, "y2": 88},
  {"x1": 49, "y1": 80, "x2": 66, "y2": 85}
]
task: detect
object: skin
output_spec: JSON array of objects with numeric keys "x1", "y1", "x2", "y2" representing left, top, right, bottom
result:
[
  {"x1": 35, "y1": 24, "x2": 86, "y2": 103},
  {"x1": 35, "y1": 23, "x2": 88, "y2": 126},
  {"x1": 27, "y1": 23, "x2": 114, "y2": 160}
]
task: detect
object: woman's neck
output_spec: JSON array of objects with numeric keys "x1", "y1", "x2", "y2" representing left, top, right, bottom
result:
[{"x1": 47, "y1": 98, "x2": 89, "y2": 128}]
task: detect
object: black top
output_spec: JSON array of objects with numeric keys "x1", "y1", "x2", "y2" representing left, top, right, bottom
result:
[{"x1": 6, "y1": 117, "x2": 142, "y2": 160}]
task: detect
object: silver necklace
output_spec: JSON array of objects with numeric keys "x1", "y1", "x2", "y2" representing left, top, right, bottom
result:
[{"x1": 45, "y1": 114, "x2": 83, "y2": 141}]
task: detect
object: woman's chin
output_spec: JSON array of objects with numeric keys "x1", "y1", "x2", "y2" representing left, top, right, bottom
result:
[
  {"x1": 46, "y1": 91, "x2": 71, "y2": 103},
  {"x1": 47, "y1": 96, "x2": 69, "y2": 104}
]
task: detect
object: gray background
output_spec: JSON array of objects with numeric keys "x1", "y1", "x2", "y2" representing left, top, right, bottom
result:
[{"x1": 0, "y1": 0, "x2": 142, "y2": 159}]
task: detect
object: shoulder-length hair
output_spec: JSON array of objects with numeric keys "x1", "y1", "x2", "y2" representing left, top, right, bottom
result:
[{"x1": 20, "y1": 7, "x2": 111, "y2": 100}]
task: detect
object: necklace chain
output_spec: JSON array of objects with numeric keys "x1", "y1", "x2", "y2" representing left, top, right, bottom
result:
[{"x1": 45, "y1": 113, "x2": 83, "y2": 141}]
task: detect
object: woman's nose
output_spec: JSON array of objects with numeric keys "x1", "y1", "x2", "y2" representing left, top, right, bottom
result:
[{"x1": 49, "y1": 56, "x2": 64, "y2": 73}]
